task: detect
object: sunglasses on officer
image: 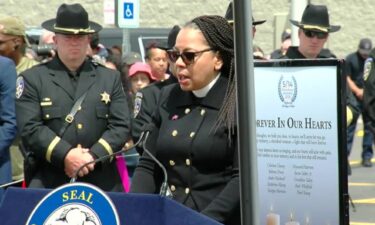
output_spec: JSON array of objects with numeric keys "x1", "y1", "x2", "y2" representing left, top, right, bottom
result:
[
  {"x1": 167, "y1": 48, "x2": 213, "y2": 66},
  {"x1": 302, "y1": 29, "x2": 328, "y2": 39}
]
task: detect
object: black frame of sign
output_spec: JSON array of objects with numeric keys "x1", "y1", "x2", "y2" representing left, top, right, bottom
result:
[{"x1": 254, "y1": 59, "x2": 348, "y2": 225}]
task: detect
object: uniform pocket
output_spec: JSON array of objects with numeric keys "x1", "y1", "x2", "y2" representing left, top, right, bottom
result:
[
  {"x1": 42, "y1": 106, "x2": 63, "y2": 120},
  {"x1": 96, "y1": 106, "x2": 109, "y2": 119}
]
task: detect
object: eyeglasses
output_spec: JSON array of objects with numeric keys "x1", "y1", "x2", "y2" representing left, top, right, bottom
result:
[
  {"x1": 167, "y1": 48, "x2": 212, "y2": 65},
  {"x1": 302, "y1": 29, "x2": 328, "y2": 39}
]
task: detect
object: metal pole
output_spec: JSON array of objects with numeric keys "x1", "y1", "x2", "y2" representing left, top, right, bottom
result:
[
  {"x1": 290, "y1": 0, "x2": 308, "y2": 46},
  {"x1": 122, "y1": 28, "x2": 131, "y2": 54},
  {"x1": 233, "y1": 0, "x2": 259, "y2": 225}
]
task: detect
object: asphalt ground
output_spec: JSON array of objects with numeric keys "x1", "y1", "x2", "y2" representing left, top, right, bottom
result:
[{"x1": 348, "y1": 117, "x2": 375, "y2": 225}]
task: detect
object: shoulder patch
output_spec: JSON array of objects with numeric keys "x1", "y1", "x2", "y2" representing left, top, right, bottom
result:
[
  {"x1": 133, "y1": 92, "x2": 143, "y2": 118},
  {"x1": 16, "y1": 76, "x2": 25, "y2": 99},
  {"x1": 364, "y1": 57, "x2": 373, "y2": 81},
  {"x1": 91, "y1": 55, "x2": 106, "y2": 67}
]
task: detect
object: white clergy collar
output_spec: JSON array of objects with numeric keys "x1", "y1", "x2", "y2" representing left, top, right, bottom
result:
[{"x1": 192, "y1": 73, "x2": 221, "y2": 98}]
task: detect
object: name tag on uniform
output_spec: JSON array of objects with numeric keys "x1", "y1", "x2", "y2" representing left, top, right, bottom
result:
[{"x1": 40, "y1": 97, "x2": 53, "y2": 106}]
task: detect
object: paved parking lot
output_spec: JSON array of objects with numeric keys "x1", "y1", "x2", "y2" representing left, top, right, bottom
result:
[{"x1": 348, "y1": 119, "x2": 375, "y2": 225}]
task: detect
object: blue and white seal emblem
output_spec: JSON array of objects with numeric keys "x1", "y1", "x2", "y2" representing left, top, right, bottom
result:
[
  {"x1": 278, "y1": 75, "x2": 297, "y2": 107},
  {"x1": 26, "y1": 183, "x2": 120, "y2": 225}
]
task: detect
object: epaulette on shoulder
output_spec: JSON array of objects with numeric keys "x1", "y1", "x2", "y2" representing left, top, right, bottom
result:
[
  {"x1": 37, "y1": 59, "x2": 51, "y2": 66},
  {"x1": 90, "y1": 56, "x2": 106, "y2": 68}
]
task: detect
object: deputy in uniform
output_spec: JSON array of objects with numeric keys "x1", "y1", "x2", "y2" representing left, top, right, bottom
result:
[
  {"x1": 131, "y1": 25, "x2": 180, "y2": 148},
  {"x1": 284, "y1": 4, "x2": 359, "y2": 124},
  {"x1": 284, "y1": 4, "x2": 359, "y2": 175},
  {"x1": 224, "y1": 1, "x2": 266, "y2": 59},
  {"x1": 15, "y1": 3, "x2": 130, "y2": 191},
  {"x1": 131, "y1": 15, "x2": 240, "y2": 224}
]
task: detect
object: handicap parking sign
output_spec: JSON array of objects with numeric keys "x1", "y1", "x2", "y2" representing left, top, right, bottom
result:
[
  {"x1": 116, "y1": 0, "x2": 139, "y2": 28},
  {"x1": 124, "y1": 2, "x2": 134, "y2": 19}
]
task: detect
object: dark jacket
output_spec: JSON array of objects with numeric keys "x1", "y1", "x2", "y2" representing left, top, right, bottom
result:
[
  {"x1": 282, "y1": 46, "x2": 359, "y2": 124},
  {"x1": 0, "y1": 56, "x2": 17, "y2": 188},
  {"x1": 16, "y1": 57, "x2": 130, "y2": 191},
  {"x1": 0, "y1": 56, "x2": 17, "y2": 157},
  {"x1": 131, "y1": 76, "x2": 240, "y2": 225},
  {"x1": 131, "y1": 76, "x2": 177, "y2": 146},
  {"x1": 344, "y1": 51, "x2": 366, "y2": 88},
  {"x1": 282, "y1": 46, "x2": 336, "y2": 59},
  {"x1": 364, "y1": 49, "x2": 375, "y2": 131}
]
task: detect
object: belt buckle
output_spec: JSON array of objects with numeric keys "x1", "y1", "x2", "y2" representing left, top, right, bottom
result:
[{"x1": 65, "y1": 114, "x2": 74, "y2": 123}]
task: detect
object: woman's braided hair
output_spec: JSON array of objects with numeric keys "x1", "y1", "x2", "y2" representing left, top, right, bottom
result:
[{"x1": 185, "y1": 15, "x2": 236, "y2": 137}]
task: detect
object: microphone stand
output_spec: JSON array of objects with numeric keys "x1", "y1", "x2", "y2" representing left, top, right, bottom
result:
[
  {"x1": 142, "y1": 132, "x2": 173, "y2": 198},
  {"x1": 70, "y1": 132, "x2": 145, "y2": 183},
  {"x1": 0, "y1": 179, "x2": 24, "y2": 189},
  {"x1": 70, "y1": 127, "x2": 172, "y2": 198}
]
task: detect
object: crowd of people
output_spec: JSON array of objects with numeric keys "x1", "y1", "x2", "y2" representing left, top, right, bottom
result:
[{"x1": 0, "y1": 1, "x2": 374, "y2": 224}]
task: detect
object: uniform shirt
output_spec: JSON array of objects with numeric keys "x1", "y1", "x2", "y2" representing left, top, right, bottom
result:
[
  {"x1": 16, "y1": 56, "x2": 131, "y2": 191},
  {"x1": 283, "y1": 46, "x2": 336, "y2": 59},
  {"x1": 131, "y1": 76, "x2": 240, "y2": 225},
  {"x1": 345, "y1": 51, "x2": 366, "y2": 88}
]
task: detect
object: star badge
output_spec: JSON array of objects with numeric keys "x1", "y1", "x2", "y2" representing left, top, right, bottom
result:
[{"x1": 100, "y1": 92, "x2": 111, "y2": 104}]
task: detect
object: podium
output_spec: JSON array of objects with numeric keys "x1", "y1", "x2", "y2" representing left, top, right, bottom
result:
[{"x1": 0, "y1": 187, "x2": 222, "y2": 225}]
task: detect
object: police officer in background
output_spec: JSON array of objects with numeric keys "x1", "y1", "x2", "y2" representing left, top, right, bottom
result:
[
  {"x1": 131, "y1": 25, "x2": 180, "y2": 148},
  {"x1": 363, "y1": 48, "x2": 375, "y2": 147},
  {"x1": 285, "y1": 4, "x2": 359, "y2": 174},
  {"x1": 224, "y1": 1, "x2": 266, "y2": 59},
  {"x1": 285, "y1": 4, "x2": 340, "y2": 59},
  {"x1": 16, "y1": 3, "x2": 130, "y2": 191},
  {"x1": 346, "y1": 38, "x2": 374, "y2": 167}
]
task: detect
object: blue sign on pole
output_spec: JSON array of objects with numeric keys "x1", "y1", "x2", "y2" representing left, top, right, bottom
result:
[
  {"x1": 123, "y1": 2, "x2": 134, "y2": 19},
  {"x1": 117, "y1": 0, "x2": 139, "y2": 28}
]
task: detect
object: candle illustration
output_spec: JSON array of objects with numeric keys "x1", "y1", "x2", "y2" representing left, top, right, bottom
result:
[
  {"x1": 285, "y1": 213, "x2": 300, "y2": 225},
  {"x1": 266, "y1": 205, "x2": 280, "y2": 225}
]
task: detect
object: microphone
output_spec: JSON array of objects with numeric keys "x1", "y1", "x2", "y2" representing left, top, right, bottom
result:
[
  {"x1": 70, "y1": 124, "x2": 173, "y2": 198},
  {"x1": 141, "y1": 124, "x2": 173, "y2": 198},
  {"x1": 69, "y1": 132, "x2": 145, "y2": 183}
]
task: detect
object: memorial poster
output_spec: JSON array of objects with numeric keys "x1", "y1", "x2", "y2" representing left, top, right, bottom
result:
[{"x1": 254, "y1": 60, "x2": 346, "y2": 225}]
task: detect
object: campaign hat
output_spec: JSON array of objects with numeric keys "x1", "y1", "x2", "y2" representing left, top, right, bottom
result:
[
  {"x1": 153, "y1": 25, "x2": 181, "y2": 51},
  {"x1": 166, "y1": 25, "x2": 181, "y2": 50},
  {"x1": 224, "y1": 1, "x2": 266, "y2": 26},
  {"x1": 290, "y1": 4, "x2": 340, "y2": 33},
  {"x1": 42, "y1": 3, "x2": 102, "y2": 35}
]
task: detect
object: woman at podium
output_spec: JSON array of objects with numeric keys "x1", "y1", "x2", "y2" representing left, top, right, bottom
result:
[{"x1": 131, "y1": 15, "x2": 240, "y2": 225}]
